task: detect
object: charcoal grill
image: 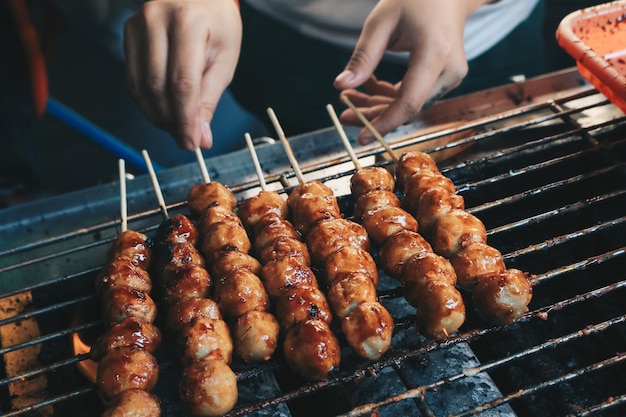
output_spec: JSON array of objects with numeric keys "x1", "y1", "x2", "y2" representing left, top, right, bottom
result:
[{"x1": 0, "y1": 68, "x2": 624, "y2": 417}]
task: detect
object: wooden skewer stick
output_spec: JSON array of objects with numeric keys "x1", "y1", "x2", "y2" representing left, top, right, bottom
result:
[
  {"x1": 326, "y1": 103, "x2": 362, "y2": 171},
  {"x1": 340, "y1": 95, "x2": 399, "y2": 162},
  {"x1": 141, "y1": 149, "x2": 169, "y2": 219},
  {"x1": 267, "y1": 107, "x2": 306, "y2": 186},
  {"x1": 244, "y1": 133, "x2": 268, "y2": 192},
  {"x1": 118, "y1": 159, "x2": 128, "y2": 233},
  {"x1": 194, "y1": 148, "x2": 211, "y2": 183}
]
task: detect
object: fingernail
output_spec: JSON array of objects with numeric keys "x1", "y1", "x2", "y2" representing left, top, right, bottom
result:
[
  {"x1": 201, "y1": 121, "x2": 213, "y2": 148},
  {"x1": 335, "y1": 70, "x2": 355, "y2": 84}
]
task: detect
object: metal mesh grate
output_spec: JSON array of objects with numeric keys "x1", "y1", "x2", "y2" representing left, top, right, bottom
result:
[{"x1": 0, "y1": 73, "x2": 624, "y2": 416}]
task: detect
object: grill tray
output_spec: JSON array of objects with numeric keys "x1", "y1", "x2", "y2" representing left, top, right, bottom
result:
[{"x1": 0, "y1": 68, "x2": 625, "y2": 417}]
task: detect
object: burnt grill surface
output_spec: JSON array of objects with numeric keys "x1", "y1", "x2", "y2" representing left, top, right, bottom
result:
[{"x1": 0, "y1": 70, "x2": 625, "y2": 416}]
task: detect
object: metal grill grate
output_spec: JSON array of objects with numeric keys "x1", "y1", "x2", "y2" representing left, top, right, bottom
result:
[{"x1": 0, "y1": 69, "x2": 624, "y2": 416}]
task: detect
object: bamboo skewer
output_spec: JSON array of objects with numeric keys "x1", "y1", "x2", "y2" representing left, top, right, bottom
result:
[
  {"x1": 267, "y1": 107, "x2": 306, "y2": 185},
  {"x1": 326, "y1": 104, "x2": 362, "y2": 171},
  {"x1": 194, "y1": 148, "x2": 211, "y2": 184},
  {"x1": 341, "y1": 96, "x2": 399, "y2": 162},
  {"x1": 245, "y1": 133, "x2": 268, "y2": 192},
  {"x1": 118, "y1": 159, "x2": 128, "y2": 233},
  {"x1": 142, "y1": 149, "x2": 169, "y2": 219}
]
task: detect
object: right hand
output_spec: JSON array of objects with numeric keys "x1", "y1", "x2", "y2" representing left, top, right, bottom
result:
[{"x1": 124, "y1": 0, "x2": 242, "y2": 151}]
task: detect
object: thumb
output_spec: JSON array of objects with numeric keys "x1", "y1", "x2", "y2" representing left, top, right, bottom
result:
[{"x1": 334, "y1": 20, "x2": 390, "y2": 90}]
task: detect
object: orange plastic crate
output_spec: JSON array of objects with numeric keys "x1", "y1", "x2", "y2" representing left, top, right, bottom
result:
[{"x1": 557, "y1": 1, "x2": 626, "y2": 113}]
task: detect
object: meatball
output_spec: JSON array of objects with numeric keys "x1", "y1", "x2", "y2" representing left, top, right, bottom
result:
[
  {"x1": 353, "y1": 189, "x2": 401, "y2": 222},
  {"x1": 161, "y1": 263, "x2": 212, "y2": 305},
  {"x1": 252, "y1": 213, "x2": 301, "y2": 254},
  {"x1": 237, "y1": 190, "x2": 288, "y2": 229},
  {"x1": 232, "y1": 310, "x2": 280, "y2": 362},
  {"x1": 155, "y1": 213, "x2": 199, "y2": 246},
  {"x1": 350, "y1": 166, "x2": 395, "y2": 199},
  {"x1": 342, "y1": 301, "x2": 394, "y2": 361},
  {"x1": 200, "y1": 220, "x2": 251, "y2": 257},
  {"x1": 286, "y1": 181, "x2": 334, "y2": 210},
  {"x1": 258, "y1": 236, "x2": 310, "y2": 266},
  {"x1": 177, "y1": 317, "x2": 233, "y2": 365},
  {"x1": 90, "y1": 317, "x2": 162, "y2": 361},
  {"x1": 275, "y1": 285, "x2": 333, "y2": 331},
  {"x1": 102, "y1": 389, "x2": 161, "y2": 417},
  {"x1": 96, "y1": 346, "x2": 159, "y2": 400},
  {"x1": 327, "y1": 272, "x2": 378, "y2": 319},
  {"x1": 96, "y1": 255, "x2": 153, "y2": 295},
  {"x1": 472, "y1": 268, "x2": 532, "y2": 325},
  {"x1": 413, "y1": 279, "x2": 466, "y2": 342},
  {"x1": 283, "y1": 319, "x2": 341, "y2": 381},
  {"x1": 306, "y1": 218, "x2": 370, "y2": 266},
  {"x1": 187, "y1": 181, "x2": 237, "y2": 218},
  {"x1": 107, "y1": 230, "x2": 151, "y2": 269},
  {"x1": 415, "y1": 187, "x2": 465, "y2": 234},
  {"x1": 179, "y1": 359, "x2": 238, "y2": 417},
  {"x1": 361, "y1": 206, "x2": 419, "y2": 246},
  {"x1": 209, "y1": 250, "x2": 262, "y2": 280},
  {"x1": 261, "y1": 256, "x2": 319, "y2": 300},
  {"x1": 402, "y1": 171, "x2": 456, "y2": 214},
  {"x1": 395, "y1": 151, "x2": 439, "y2": 190},
  {"x1": 156, "y1": 241, "x2": 205, "y2": 272},
  {"x1": 102, "y1": 286, "x2": 157, "y2": 327},
  {"x1": 450, "y1": 242, "x2": 506, "y2": 290},
  {"x1": 165, "y1": 298, "x2": 222, "y2": 333},
  {"x1": 431, "y1": 209, "x2": 487, "y2": 257},
  {"x1": 213, "y1": 268, "x2": 269, "y2": 319},
  {"x1": 291, "y1": 193, "x2": 342, "y2": 236},
  {"x1": 197, "y1": 204, "x2": 241, "y2": 237},
  {"x1": 402, "y1": 251, "x2": 458, "y2": 297},
  {"x1": 379, "y1": 229, "x2": 432, "y2": 279},
  {"x1": 324, "y1": 245, "x2": 379, "y2": 287}
]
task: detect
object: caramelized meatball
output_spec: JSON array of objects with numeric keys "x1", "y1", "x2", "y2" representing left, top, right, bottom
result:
[
  {"x1": 102, "y1": 286, "x2": 157, "y2": 327},
  {"x1": 415, "y1": 187, "x2": 465, "y2": 234},
  {"x1": 90, "y1": 317, "x2": 162, "y2": 361},
  {"x1": 97, "y1": 255, "x2": 153, "y2": 295},
  {"x1": 341, "y1": 301, "x2": 393, "y2": 361},
  {"x1": 306, "y1": 218, "x2": 370, "y2": 266},
  {"x1": 350, "y1": 166, "x2": 395, "y2": 199},
  {"x1": 395, "y1": 151, "x2": 439, "y2": 190},
  {"x1": 96, "y1": 346, "x2": 159, "y2": 400},
  {"x1": 165, "y1": 298, "x2": 222, "y2": 333},
  {"x1": 275, "y1": 285, "x2": 333, "y2": 331},
  {"x1": 414, "y1": 279, "x2": 466, "y2": 342},
  {"x1": 252, "y1": 213, "x2": 301, "y2": 254},
  {"x1": 178, "y1": 317, "x2": 233, "y2": 365},
  {"x1": 180, "y1": 359, "x2": 238, "y2": 417},
  {"x1": 161, "y1": 263, "x2": 212, "y2": 305},
  {"x1": 213, "y1": 268, "x2": 269, "y2": 318},
  {"x1": 187, "y1": 181, "x2": 237, "y2": 218},
  {"x1": 155, "y1": 213, "x2": 199, "y2": 246},
  {"x1": 431, "y1": 209, "x2": 487, "y2": 257},
  {"x1": 197, "y1": 204, "x2": 241, "y2": 237},
  {"x1": 102, "y1": 388, "x2": 161, "y2": 417},
  {"x1": 291, "y1": 193, "x2": 342, "y2": 236},
  {"x1": 232, "y1": 310, "x2": 280, "y2": 362},
  {"x1": 283, "y1": 319, "x2": 341, "y2": 381},
  {"x1": 261, "y1": 256, "x2": 318, "y2": 300},
  {"x1": 286, "y1": 181, "x2": 334, "y2": 210},
  {"x1": 107, "y1": 230, "x2": 151, "y2": 269},
  {"x1": 450, "y1": 242, "x2": 506, "y2": 290},
  {"x1": 237, "y1": 190, "x2": 288, "y2": 229},
  {"x1": 379, "y1": 229, "x2": 433, "y2": 279},
  {"x1": 402, "y1": 251, "x2": 458, "y2": 296},
  {"x1": 402, "y1": 171, "x2": 457, "y2": 214},
  {"x1": 200, "y1": 220, "x2": 251, "y2": 256},
  {"x1": 361, "y1": 206, "x2": 419, "y2": 246},
  {"x1": 327, "y1": 272, "x2": 378, "y2": 319},
  {"x1": 353, "y1": 189, "x2": 401, "y2": 221},
  {"x1": 209, "y1": 249, "x2": 262, "y2": 280},
  {"x1": 258, "y1": 236, "x2": 310, "y2": 266},
  {"x1": 472, "y1": 268, "x2": 532, "y2": 325},
  {"x1": 157, "y1": 241, "x2": 205, "y2": 272},
  {"x1": 324, "y1": 245, "x2": 379, "y2": 287}
]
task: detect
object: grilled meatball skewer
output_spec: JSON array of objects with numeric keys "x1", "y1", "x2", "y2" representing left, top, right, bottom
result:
[{"x1": 93, "y1": 159, "x2": 161, "y2": 415}]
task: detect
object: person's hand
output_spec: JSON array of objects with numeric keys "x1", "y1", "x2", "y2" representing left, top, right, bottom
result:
[
  {"x1": 334, "y1": 0, "x2": 489, "y2": 144},
  {"x1": 124, "y1": 0, "x2": 242, "y2": 150}
]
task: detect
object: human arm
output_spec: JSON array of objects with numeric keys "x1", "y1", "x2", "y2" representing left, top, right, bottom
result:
[
  {"x1": 333, "y1": 0, "x2": 492, "y2": 144},
  {"x1": 124, "y1": 0, "x2": 242, "y2": 151}
]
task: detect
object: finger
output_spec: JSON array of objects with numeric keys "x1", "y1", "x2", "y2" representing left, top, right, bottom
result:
[
  {"x1": 362, "y1": 76, "x2": 398, "y2": 98},
  {"x1": 339, "y1": 102, "x2": 389, "y2": 127},
  {"x1": 167, "y1": 15, "x2": 210, "y2": 150},
  {"x1": 334, "y1": 10, "x2": 397, "y2": 89},
  {"x1": 124, "y1": 9, "x2": 172, "y2": 133}
]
